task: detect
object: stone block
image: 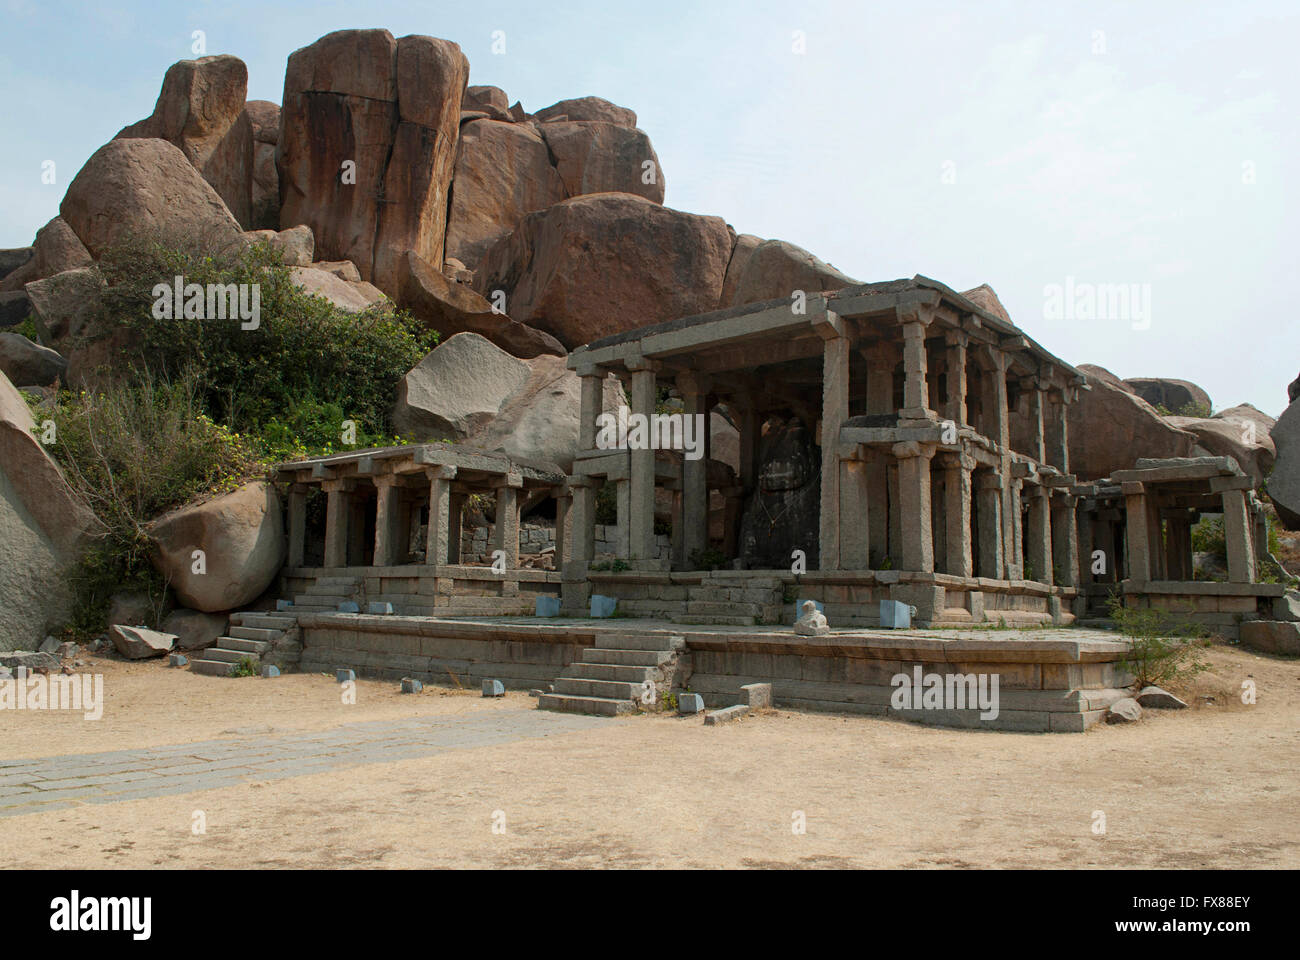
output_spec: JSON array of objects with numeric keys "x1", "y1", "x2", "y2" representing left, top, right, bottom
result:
[
  {"x1": 590, "y1": 594, "x2": 618, "y2": 618},
  {"x1": 367, "y1": 602, "x2": 394, "y2": 615},
  {"x1": 1106, "y1": 697, "x2": 1142, "y2": 723},
  {"x1": 261, "y1": 664, "x2": 280, "y2": 678},
  {"x1": 793, "y1": 598, "x2": 824, "y2": 625},
  {"x1": 879, "y1": 600, "x2": 916, "y2": 629},
  {"x1": 740, "y1": 682, "x2": 772, "y2": 709},
  {"x1": 167, "y1": 654, "x2": 188, "y2": 668},
  {"x1": 401, "y1": 677, "x2": 423, "y2": 693},
  {"x1": 535, "y1": 595, "x2": 562, "y2": 617},
  {"x1": 703, "y1": 704, "x2": 750, "y2": 725},
  {"x1": 678, "y1": 692, "x2": 705, "y2": 714},
  {"x1": 1239, "y1": 620, "x2": 1300, "y2": 655},
  {"x1": 1136, "y1": 685, "x2": 1187, "y2": 709},
  {"x1": 276, "y1": 599, "x2": 294, "y2": 611},
  {"x1": 482, "y1": 678, "x2": 505, "y2": 697},
  {"x1": 336, "y1": 668, "x2": 355, "y2": 683},
  {"x1": 337, "y1": 601, "x2": 361, "y2": 613}
]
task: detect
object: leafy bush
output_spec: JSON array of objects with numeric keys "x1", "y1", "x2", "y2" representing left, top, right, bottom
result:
[
  {"x1": 38, "y1": 369, "x2": 264, "y2": 638},
  {"x1": 1106, "y1": 595, "x2": 1212, "y2": 688},
  {"x1": 1191, "y1": 515, "x2": 1226, "y2": 561},
  {"x1": 91, "y1": 233, "x2": 437, "y2": 457}
]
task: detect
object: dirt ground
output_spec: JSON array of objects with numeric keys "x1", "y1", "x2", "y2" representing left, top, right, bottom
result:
[{"x1": 2, "y1": 643, "x2": 1297, "y2": 869}]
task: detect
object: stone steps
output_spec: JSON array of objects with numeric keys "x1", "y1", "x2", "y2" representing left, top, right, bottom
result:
[
  {"x1": 553, "y1": 677, "x2": 649, "y2": 700},
  {"x1": 592, "y1": 633, "x2": 686, "y2": 652},
  {"x1": 686, "y1": 600, "x2": 764, "y2": 616},
  {"x1": 671, "y1": 614, "x2": 757, "y2": 626},
  {"x1": 231, "y1": 613, "x2": 297, "y2": 630},
  {"x1": 202, "y1": 647, "x2": 263, "y2": 664},
  {"x1": 218, "y1": 636, "x2": 272, "y2": 655},
  {"x1": 581, "y1": 648, "x2": 673, "y2": 666},
  {"x1": 228, "y1": 626, "x2": 279, "y2": 642},
  {"x1": 567, "y1": 662, "x2": 657, "y2": 682},
  {"x1": 537, "y1": 693, "x2": 636, "y2": 716},
  {"x1": 538, "y1": 633, "x2": 685, "y2": 716},
  {"x1": 189, "y1": 659, "x2": 237, "y2": 677},
  {"x1": 191, "y1": 609, "x2": 298, "y2": 678}
]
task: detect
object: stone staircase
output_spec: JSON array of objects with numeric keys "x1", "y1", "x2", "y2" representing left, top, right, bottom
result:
[
  {"x1": 671, "y1": 577, "x2": 785, "y2": 626},
  {"x1": 189, "y1": 612, "x2": 300, "y2": 676},
  {"x1": 539, "y1": 633, "x2": 686, "y2": 716},
  {"x1": 289, "y1": 576, "x2": 362, "y2": 613}
]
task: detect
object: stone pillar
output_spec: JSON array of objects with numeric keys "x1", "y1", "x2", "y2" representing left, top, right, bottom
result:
[
  {"x1": 866, "y1": 452, "x2": 889, "y2": 569},
  {"x1": 1028, "y1": 381, "x2": 1047, "y2": 464},
  {"x1": 1123, "y1": 482, "x2": 1152, "y2": 582},
  {"x1": 677, "y1": 371, "x2": 710, "y2": 565},
  {"x1": 819, "y1": 333, "x2": 850, "y2": 568},
  {"x1": 1094, "y1": 511, "x2": 1117, "y2": 581},
  {"x1": 424, "y1": 466, "x2": 457, "y2": 567},
  {"x1": 1076, "y1": 506, "x2": 1094, "y2": 587},
  {"x1": 1051, "y1": 491, "x2": 1079, "y2": 587},
  {"x1": 900, "y1": 315, "x2": 933, "y2": 420},
  {"x1": 1165, "y1": 511, "x2": 1193, "y2": 581},
  {"x1": 553, "y1": 489, "x2": 570, "y2": 571},
  {"x1": 577, "y1": 366, "x2": 605, "y2": 452},
  {"x1": 322, "y1": 479, "x2": 351, "y2": 568},
  {"x1": 975, "y1": 472, "x2": 1004, "y2": 579},
  {"x1": 372, "y1": 475, "x2": 403, "y2": 568},
  {"x1": 941, "y1": 453, "x2": 973, "y2": 577},
  {"x1": 893, "y1": 441, "x2": 934, "y2": 572},
  {"x1": 347, "y1": 494, "x2": 368, "y2": 566},
  {"x1": 668, "y1": 485, "x2": 685, "y2": 568},
  {"x1": 613, "y1": 478, "x2": 630, "y2": 558},
  {"x1": 562, "y1": 476, "x2": 596, "y2": 610},
  {"x1": 1047, "y1": 390, "x2": 1070, "y2": 473},
  {"x1": 1007, "y1": 478, "x2": 1024, "y2": 579},
  {"x1": 887, "y1": 460, "x2": 902, "y2": 568},
  {"x1": 492, "y1": 472, "x2": 523, "y2": 570},
  {"x1": 943, "y1": 332, "x2": 968, "y2": 427},
  {"x1": 1146, "y1": 498, "x2": 1166, "y2": 581},
  {"x1": 839, "y1": 457, "x2": 870, "y2": 570},
  {"x1": 287, "y1": 484, "x2": 308, "y2": 568},
  {"x1": 865, "y1": 355, "x2": 895, "y2": 416},
  {"x1": 1025, "y1": 485, "x2": 1052, "y2": 584},
  {"x1": 627, "y1": 359, "x2": 658, "y2": 564},
  {"x1": 1217, "y1": 480, "x2": 1256, "y2": 583}
]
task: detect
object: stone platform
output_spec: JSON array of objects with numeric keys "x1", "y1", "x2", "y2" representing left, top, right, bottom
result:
[{"x1": 293, "y1": 612, "x2": 1135, "y2": 733}]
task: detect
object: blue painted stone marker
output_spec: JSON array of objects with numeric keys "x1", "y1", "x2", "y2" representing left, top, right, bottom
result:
[{"x1": 482, "y1": 678, "x2": 505, "y2": 697}]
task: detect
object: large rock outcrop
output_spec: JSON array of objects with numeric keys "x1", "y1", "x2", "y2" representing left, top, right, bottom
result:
[
  {"x1": 244, "y1": 99, "x2": 281, "y2": 230},
  {"x1": 538, "y1": 121, "x2": 664, "y2": 205},
  {"x1": 1165, "y1": 415, "x2": 1274, "y2": 487},
  {"x1": 535, "y1": 96, "x2": 636, "y2": 127},
  {"x1": 0, "y1": 333, "x2": 67, "y2": 387},
  {"x1": 1269, "y1": 401, "x2": 1300, "y2": 528},
  {"x1": 398, "y1": 251, "x2": 562, "y2": 358},
  {"x1": 474, "y1": 192, "x2": 732, "y2": 348},
  {"x1": 0, "y1": 371, "x2": 102, "y2": 650},
  {"x1": 1068, "y1": 364, "x2": 1197, "y2": 480},
  {"x1": 116, "y1": 54, "x2": 254, "y2": 227},
  {"x1": 1123, "y1": 377, "x2": 1212, "y2": 415},
  {"x1": 24, "y1": 267, "x2": 104, "y2": 345},
  {"x1": 444, "y1": 119, "x2": 566, "y2": 269},
  {"x1": 60, "y1": 138, "x2": 244, "y2": 259},
  {"x1": 278, "y1": 29, "x2": 468, "y2": 295},
  {"x1": 147, "y1": 481, "x2": 285, "y2": 613},
  {"x1": 730, "y1": 239, "x2": 858, "y2": 306},
  {"x1": 0, "y1": 217, "x2": 93, "y2": 293},
  {"x1": 392, "y1": 332, "x2": 532, "y2": 439}
]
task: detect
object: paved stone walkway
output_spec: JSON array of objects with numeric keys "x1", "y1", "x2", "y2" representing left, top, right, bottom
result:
[{"x1": 0, "y1": 708, "x2": 604, "y2": 819}]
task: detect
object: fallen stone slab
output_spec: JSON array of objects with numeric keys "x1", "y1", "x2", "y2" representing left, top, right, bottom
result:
[
  {"x1": 704, "y1": 704, "x2": 750, "y2": 726},
  {"x1": 401, "y1": 677, "x2": 422, "y2": 693},
  {"x1": 1136, "y1": 685, "x2": 1188, "y2": 709},
  {"x1": 1239, "y1": 619, "x2": 1300, "y2": 655},
  {"x1": 0, "y1": 652, "x2": 58, "y2": 672},
  {"x1": 740, "y1": 682, "x2": 772, "y2": 709},
  {"x1": 1106, "y1": 698, "x2": 1143, "y2": 724},
  {"x1": 168, "y1": 654, "x2": 188, "y2": 668},
  {"x1": 55, "y1": 641, "x2": 79, "y2": 659},
  {"x1": 678, "y1": 692, "x2": 705, "y2": 715},
  {"x1": 109, "y1": 624, "x2": 176, "y2": 660},
  {"x1": 483, "y1": 679, "x2": 505, "y2": 697},
  {"x1": 38, "y1": 635, "x2": 58, "y2": 653}
]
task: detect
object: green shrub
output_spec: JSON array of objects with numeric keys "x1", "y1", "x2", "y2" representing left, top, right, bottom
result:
[
  {"x1": 231, "y1": 657, "x2": 260, "y2": 678},
  {"x1": 1191, "y1": 515, "x2": 1226, "y2": 561},
  {"x1": 40, "y1": 369, "x2": 265, "y2": 639},
  {"x1": 1106, "y1": 595, "x2": 1211, "y2": 688}
]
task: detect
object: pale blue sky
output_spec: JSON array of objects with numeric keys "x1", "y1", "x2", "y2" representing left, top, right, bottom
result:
[{"x1": 2, "y1": 0, "x2": 1296, "y2": 413}]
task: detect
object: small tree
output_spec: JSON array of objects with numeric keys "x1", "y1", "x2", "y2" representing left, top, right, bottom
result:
[{"x1": 1106, "y1": 595, "x2": 1212, "y2": 688}]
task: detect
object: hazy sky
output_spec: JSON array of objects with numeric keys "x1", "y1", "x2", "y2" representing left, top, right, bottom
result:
[{"x1": 2, "y1": 0, "x2": 1296, "y2": 414}]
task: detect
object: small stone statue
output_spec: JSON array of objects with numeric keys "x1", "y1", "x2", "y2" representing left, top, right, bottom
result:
[{"x1": 794, "y1": 600, "x2": 830, "y2": 636}]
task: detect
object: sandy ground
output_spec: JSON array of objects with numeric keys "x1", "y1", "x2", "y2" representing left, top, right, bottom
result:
[{"x1": 1, "y1": 643, "x2": 1297, "y2": 869}]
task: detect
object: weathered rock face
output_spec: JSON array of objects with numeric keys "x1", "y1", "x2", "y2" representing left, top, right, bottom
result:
[
  {"x1": 1124, "y1": 377, "x2": 1212, "y2": 415},
  {"x1": 0, "y1": 371, "x2": 103, "y2": 650},
  {"x1": 465, "y1": 85, "x2": 510, "y2": 113},
  {"x1": 0, "y1": 217, "x2": 93, "y2": 293},
  {"x1": 962, "y1": 283, "x2": 1013, "y2": 324},
  {"x1": 444, "y1": 119, "x2": 566, "y2": 269},
  {"x1": 474, "y1": 193, "x2": 732, "y2": 348},
  {"x1": 116, "y1": 55, "x2": 253, "y2": 227},
  {"x1": 1165, "y1": 415, "x2": 1275, "y2": 487},
  {"x1": 392, "y1": 332, "x2": 531, "y2": 439},
  {"x1": 147, "y1": 481, "x2": 285, "y2": 613},
  {"x1": 244, "y1": 99, "x2": 281, "y2": 230},
  {"x1": 278, "y1": 29, "x2": 468, "y2": 295},
  {"x1": 1268, "y1": 401, "x2": 1300, "y2": 529},
  {"x1": 110, "y1": 624, "x2": 175, "y2": 660},
  {"x1": 288, "y1": 266, "x2": 386, "y2": 313},
  {"x1": 739, "y1": 417, "x2": 820, "y2": 570},
  {"x1": 24, "y1": 266, "x2": 104, "y2": 345},
  {"x1": 61, "y1": 138, "x2": 244, "y2": 259},
  {"x1": 160, "y1": 609, "x2": 228, "y2": 651},
  {"x1": 1214, "y1": 403, "x2": 1276, "y2": 433},
  {"x1": 464, "y1": 354, "x2": 624, "y2": 472},
  {"x1": 720, "y1": 233, "x2": 763, "y2": 307},
  {"x1": 0, "y1": 333, "x2": 67, "y2": 387},
  {"x1": 398, "y1": 251, "x2": 563, "y2": 358},
  {"x1": 1068, "y1": 366, "x2": 1197, "y2": 480},
  {"x1": 535, "y1": 96, "x2": 636, "y2": 127},
  {"x1": 730, "y1": 239, "x2": 858, "y2": 306},
  {"x1": 0, "y1": 248, "x2": 31, "y2": 282},
  {"x1": 538, "y1": 121, "x2": 664, "y2": 204},
  {"x1": 243, "y1": 224, "x2": 314, "y2": 265}
]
